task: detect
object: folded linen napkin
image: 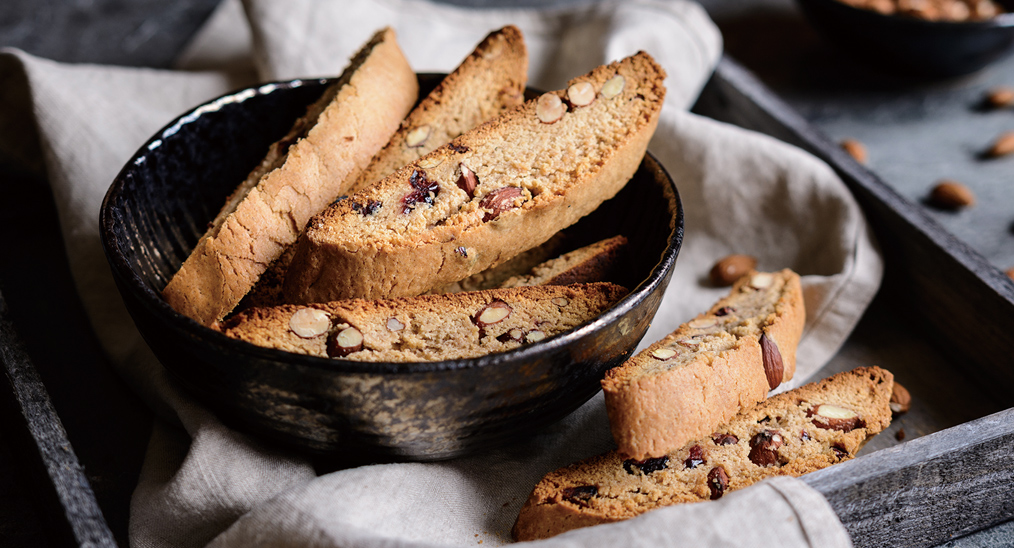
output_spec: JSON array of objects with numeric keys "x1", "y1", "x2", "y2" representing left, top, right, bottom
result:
[{"x1": 0, "y1": 0, "x2": 879, "y2": 546}]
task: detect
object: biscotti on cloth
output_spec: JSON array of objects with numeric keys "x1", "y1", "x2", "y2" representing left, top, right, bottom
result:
[
  {"x1": 282, "y1": 51, "x2": 666, "y2": 304},
  {"x1": 162, "y1": 28, "x2": 418, "y2": 326},
  {"x1": 603, "y1": 269, "x2": 805, "y2": 460},
  {"x1": 513, "y1": 366, "x2": 894, "y2": 541},
  {"x1": 238, "y1": 25, "x2": 529, "y2": 311},
  {"x1": 219, "y1": 282, "x2": 628, "y2": 361}
]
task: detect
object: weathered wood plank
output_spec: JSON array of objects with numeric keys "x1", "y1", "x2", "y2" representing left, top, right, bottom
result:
[
  {"x1": 804, "y1": 407, "x2": 1014, "y2": 548},
  {"x1": 0, "y1": 289, "x2": 117, "y2": 548}
]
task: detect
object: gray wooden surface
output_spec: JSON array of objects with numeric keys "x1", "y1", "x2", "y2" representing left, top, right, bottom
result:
[{"x1": 3, "y1": 0, "x2": 1014, "y2": 546}]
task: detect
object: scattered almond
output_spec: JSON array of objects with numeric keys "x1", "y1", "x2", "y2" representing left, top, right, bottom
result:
[
  {"x1": 928, "y1": 180, "x2": 975, "y2": 209},
  {"x1": 890, "y1": 382, "x2": 912, "y2": 414},
  {"x1": 987, "y1": 131, "x2": 1014, "y2": 157},
  {"x1": 985, "y1": 86, "x2": 1014, "y2": 109},
  {"x1": 709, "y1": 254, "x2": 757, "y2": 286},
  {"x1": 840, "y1": 139, "x2": 868, "y2": 164},
  {"x1": 895, "y1": 428, "x2": 906, "y2": 441}
]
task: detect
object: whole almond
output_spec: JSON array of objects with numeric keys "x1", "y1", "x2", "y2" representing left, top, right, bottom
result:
[
  {"x1": 987, "y1": 131, "x2": 1014, "y2": 157},
  {"x1": 928, "y1": 180, "x2": 975, "y2": 209},
  {"x1": 890, "y1": 382, "x2": 912, "y2": 414},
  {"x1": 709, "y1": 254, "x2": 757, "y2": 286},
  {"x1": 985, "y1": 86, "x2": 1014, "y2": 109},
  {"x1": 759, "y1": 333, "x2": 784, "y2": 390},
  {"x1": 840, "y1": 139, "x2": 868, "y2": 164}
]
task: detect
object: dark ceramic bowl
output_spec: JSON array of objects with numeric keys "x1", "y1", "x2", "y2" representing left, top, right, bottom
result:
[
  {"x1": 100, "y1": 75, "x2": 683, "y2": 461},
  {"x1": 797, "y1": 0, "x2": 1014, "y2": 77}
]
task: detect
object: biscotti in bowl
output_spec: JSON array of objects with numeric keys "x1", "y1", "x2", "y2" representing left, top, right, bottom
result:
[{"x1": 100, "y1": 72, "x2": 684, "y2": 461}]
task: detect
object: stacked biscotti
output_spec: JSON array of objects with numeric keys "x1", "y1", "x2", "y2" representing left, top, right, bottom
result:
[
  {"x1": 512, "y1": 366, "x2": 894, "y2": 541},
  {"x1": 162, "y1": 28, "x2": 418, "y2": 326},
  {"x1": 239, "y1": 26, "x2": 529, "y2": 311},
  {"x1": 281, "y1": 52, "x2": 666, "y2": 304},
  {"x1": 602, "y1": 269, "x2": 805, "y2": 460},
  {"x1": 219, "y1": 283, "x2": 628, "y2": 361}
]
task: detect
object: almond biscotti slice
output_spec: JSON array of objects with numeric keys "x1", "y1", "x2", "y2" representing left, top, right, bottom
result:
[
  {"x1": 347, "y1": 25, "x2": 528, "y2": 195},
  {"x1": 218, "y1": 283, "x2": 628, "y2": 362},
  {"x1": 602, "y1": 269, "x2": 805, "y2": 460},
  {"x1": 162, "y1": 28, "x2": 418, "y2": 326},
  {"x1": 237, "y1": 26, "x2": 528, "y2": 311},
  {"x1": 282, "y1": 51, "x2": 666, "y2": 304},
  {"x1": 499, "y1": 235, "x2": 628, "y2": 288},
  {"x1": 430, "y1": 233, "x2": 568, "y2": 294},
  {"x1": 513, "y1": 366, "x2": 894, "y2": 541}
]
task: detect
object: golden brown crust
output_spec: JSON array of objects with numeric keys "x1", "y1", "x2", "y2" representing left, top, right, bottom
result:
[
  {"x1": 282, "y1": 52, "x2": 666, "y2": 304},
  {"x1": 513, "y1": 366, "x2": 894, "y2": 541},
  {"x1": 162, "y1": 28, "x2": 418, "y2": 325},
  {"x1": 219, "y1": 283, "x2": 628, "y2": 362},
  {"x1": 602, "y1": 269, "x2": 805, "y2": 460}
]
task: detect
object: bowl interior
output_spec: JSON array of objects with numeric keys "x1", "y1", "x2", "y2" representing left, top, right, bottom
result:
[{"x1": 101, "y1": 75, "x2": 684, "y2": 459}]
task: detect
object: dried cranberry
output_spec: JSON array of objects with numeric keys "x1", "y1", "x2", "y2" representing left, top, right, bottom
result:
[
  {"x1": 714, "y1": 306, "x2": 735, "y2": 316},
  {"x1": 401, "y1": 169, "x2": 440, "y2": 214},
  {"x1": 561, "y1": 485, "x2": 597, "y2": 507},
  {"x1": 684, "y1": 445, "x2": 706, "y2": 469},
  {"x1": 622, "y1": 455, "x2": 669, "y2": 475},
  {"x1": 831, "y1": 445, "x2": 849, "y2": 460}
]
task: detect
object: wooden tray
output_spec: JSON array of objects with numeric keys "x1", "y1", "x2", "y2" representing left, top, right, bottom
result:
[{"x1": 2, "y1": 56, "x2": 1013, "y2": 547}]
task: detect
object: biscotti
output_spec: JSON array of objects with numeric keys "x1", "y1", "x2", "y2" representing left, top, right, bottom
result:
[
  {"x1": 162, "y1": 28, "x2": 417, "y2": 326},
  {"x1": 499, "y1": 235, "x2": 627, "y2": 288},
  {"x1": 430, "y1": 233, "x2": 568, "y2": 294},
  {"x1": 513, "y1": 366, "x2": 894, "y2": 541},
  {"x1": 282, "y1": 51, "x2": 666, "y2": 304},
  {"x1": 218, "y1": 283, "x2": 628, "y2": 362},
  {"x1": 347, "y1": 25, "x2": 528, "y2": 195},
  {"x1": 237, "y1": 26, "x2": 529, "y2": 311},
  {"x1": 602, "y1": 270, "x2": 805, "y2": 460}
]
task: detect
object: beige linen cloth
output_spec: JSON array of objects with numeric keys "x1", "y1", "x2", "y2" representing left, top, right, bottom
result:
[{"x1": 0, "y1": 0, "x2": 881, "y2": 546}]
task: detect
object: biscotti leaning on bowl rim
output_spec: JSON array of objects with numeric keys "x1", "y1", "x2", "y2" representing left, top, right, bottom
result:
[
  {"x1": 512, "y1": 366, "x2": 894, "y2": 541},
  {"x1": 281, "y1": 51, "x2": 667, "y2": 304},
  {"x1": 240, "y1": 26, "x2": 529, "y2": 310},
  {"x1": 162, "y1": 28, "x2": 418, "y2": 326},
  {"x1": 218, "y1": 283, "x2": 628, "y2": 361},
  {"x1": 602, "y1": 269, "x2": 805, "y2": 460}
]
